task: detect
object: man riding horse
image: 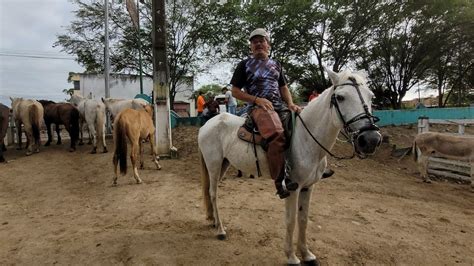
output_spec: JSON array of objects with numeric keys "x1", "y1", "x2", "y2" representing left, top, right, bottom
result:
[{"x1": 230, "y1": 28, "x2": 333, "y2": 199}]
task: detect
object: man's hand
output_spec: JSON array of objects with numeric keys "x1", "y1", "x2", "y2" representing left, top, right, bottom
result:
[
  {"x1": 255, "y1": 97, "x2": 273, "y2": 111},
  {"x1": 288, "y1": 103, "x2": 302, "y2": 113}
]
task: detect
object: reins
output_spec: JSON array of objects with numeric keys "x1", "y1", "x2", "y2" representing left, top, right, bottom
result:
[{"x1": 296, "y1": 112, "x2": 355, "y2": 160}]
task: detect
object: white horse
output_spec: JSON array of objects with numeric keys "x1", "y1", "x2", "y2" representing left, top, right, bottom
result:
[
  {"x1": 198, "y1": 68, "x2": 382, "y2": 264},
  {"x1": 101, "y1": 98, "x2": 149, "y2": 121},
  {"x1": 70, "y1": 94, "x2": 108, "y2": 154},
  {"x1": 10, "y1": 97, "x2": 44, "y2": 155}
]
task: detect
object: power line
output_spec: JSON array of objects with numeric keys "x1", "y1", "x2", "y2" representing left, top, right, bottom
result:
[{"x1": 0, "y1": 53, "x2": 76, "y2": 60}]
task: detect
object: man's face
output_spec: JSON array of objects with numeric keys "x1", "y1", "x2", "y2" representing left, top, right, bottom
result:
[{"x1": 250, "y1": 36, "x2": 270, "y2": 59}]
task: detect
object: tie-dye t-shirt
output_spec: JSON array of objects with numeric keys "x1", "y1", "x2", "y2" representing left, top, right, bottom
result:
[{"x1": 230, "y1": 57, "x2": 287, "y2": 107}]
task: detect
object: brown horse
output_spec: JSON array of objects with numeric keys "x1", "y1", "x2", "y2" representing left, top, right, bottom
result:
[
  {"x1": 0, "y1": 103, "x2": 10, "y2": 162},
  {"x1": 113, "y1": 106, "x2": 161, "y2": 185},
  {"x1": 10, "y1": 97, "x2": 44, "y2": 156},
  {"x1": 39, "y1": 100, "x2": 80, "y2": 152}
]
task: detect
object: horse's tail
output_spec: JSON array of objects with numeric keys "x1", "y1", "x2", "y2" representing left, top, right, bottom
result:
[
  {"x1": 29, "y1": 104, "x2": 41, "y2": 144},
  {"x1": 70, "y1": 108, "x2": 80, "y2": 144},
  {"x1": 114, "y1": 118, "x2": 127, "y2": 174},
  {"x1": 199, "y1": 148, "x2": 213, "y2": 221}
]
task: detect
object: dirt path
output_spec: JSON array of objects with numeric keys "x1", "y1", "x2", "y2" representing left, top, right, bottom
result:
[{"x1": 0, "y1": 125, "x2": 473, "y2": 265}]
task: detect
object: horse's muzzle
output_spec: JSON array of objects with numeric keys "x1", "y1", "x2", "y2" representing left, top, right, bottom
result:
[{"x1": 354, "y1": 130, "x2": 382, "y2": 157}]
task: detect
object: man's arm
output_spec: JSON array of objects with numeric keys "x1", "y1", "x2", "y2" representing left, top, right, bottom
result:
[
  {"x1": 280, "y1": 85, "x2": 302, "y2": 113},
  {"x1": 232, "y1": 86, "x2": 274, "y2": 111}
]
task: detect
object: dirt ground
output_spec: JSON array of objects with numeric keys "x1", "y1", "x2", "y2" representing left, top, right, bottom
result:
[{"x1": 0, "y1": 124, "x2": 473, "y2": 265}]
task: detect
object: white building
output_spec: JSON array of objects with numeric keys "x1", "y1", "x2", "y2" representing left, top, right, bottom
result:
[{"x1": 69, "y1": 73, "x2": 196, "y2": 117}]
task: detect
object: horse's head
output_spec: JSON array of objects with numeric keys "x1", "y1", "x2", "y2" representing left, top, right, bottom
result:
[
  {"x1": 9, "y1": 97, "x2": 22, "y2": 110},
  {"x1": 326, "y1": 67, "x2": 382, "y2": 158},
  {"x1": 69, "y1": 94, "x2": 83, "y2": 106}
]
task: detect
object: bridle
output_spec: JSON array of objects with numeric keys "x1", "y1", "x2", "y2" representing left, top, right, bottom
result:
[{"x1": 296, "y1": 77, "x2": 380, "y2": 160}]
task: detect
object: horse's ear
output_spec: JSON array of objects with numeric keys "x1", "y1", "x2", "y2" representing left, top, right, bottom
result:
[
  {"x1": 101, "y1": 97, "x2": 105, "y2": 103},
  {"x1": 355, "y1": 70, "x2": 369, "y2": 81},
  {"x1": 324, "y1": 66, "x2": 339, "y2": 86},
  {"x1": 9, "y1": 97, "x2": 14, "y2": 102}
]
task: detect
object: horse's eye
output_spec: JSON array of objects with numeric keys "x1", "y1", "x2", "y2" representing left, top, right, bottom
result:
[{"x1": 336, "y1": 95, "x2": 345, "y2": 101}]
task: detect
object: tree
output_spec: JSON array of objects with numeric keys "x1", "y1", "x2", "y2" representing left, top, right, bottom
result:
[{"x1": 55, "y1": 0, "x2": 219, "y2": 110}]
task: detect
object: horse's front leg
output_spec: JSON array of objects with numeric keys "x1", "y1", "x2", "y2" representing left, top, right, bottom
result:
[
  {"x1": 298, "y1": 185, "x2": 317, "y2": 264},
  {"x1": 285, "y1": 191, "x2": 300, "y2": 265},
  {"x1": 139, "y1": 140, "x2": 144, "y2": 169}
]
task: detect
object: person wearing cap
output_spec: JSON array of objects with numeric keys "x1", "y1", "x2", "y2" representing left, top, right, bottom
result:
[
  {"x1": 230, "y1": 28, "x2": 301, "y2": 199},
  {"x1": 222, "y1": 86, "x2": 237, "y2": 115}
]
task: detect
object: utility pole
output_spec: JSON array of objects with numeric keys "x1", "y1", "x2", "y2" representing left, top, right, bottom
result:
[
  {"x1": 152, "y1": 0, "x2": 172, "y2": 156},
  {"x1": 104, "y1": 0, "x2": 110, "y2": 99},
  {"x1": 137, "y1": 0, "x2": 143, "y2": 94}
]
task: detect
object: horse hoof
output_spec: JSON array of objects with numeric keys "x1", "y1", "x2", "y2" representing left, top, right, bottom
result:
[
  {"x1": 217, "y1": 234, "x2": 226, "y2": 240},
  {"x1": 103, "y1": 147, "x2": 108, "y2": 153},
  {"x1": 303, "y1": 259, "x2": 320, "y2": 266},
  {"x1": 237, "y1": 170, "x2": 243, "y2": 177},
  {"x1": 423, "y1": 179, "x2": 432, "y2": 184},
  {"x1": 25, "y1": 152, "x2": 32, "y2": 156},
  {"x1": 44, "y1": 143, "x2": 50, "y2": 146},
  {"x1": 69, "y1": 148, "x2": 75, "y2": 152},
  {"x1": 78, "y1": 142, "x2": 84, "y2": 146},
  {"x1": 56, "y1": 142, "x2": 62, "y2": 145},
  {"x1": 249, "y1": 175, "x2": 255, "y2": 179},
  {"x1": 16, "y1": 147, "x2": 22, "y2": 150},
  {"x1": 90, "y1": 150, "x2": 97, "y2": 154}
]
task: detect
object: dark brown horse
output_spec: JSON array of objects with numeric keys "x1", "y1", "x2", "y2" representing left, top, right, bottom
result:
[
  {"x1": 0, "y1": 103, "x2": 10, "y2": 162},
  {"x1": 39, "y1": 100, "x2": 80, "y2": 152}
]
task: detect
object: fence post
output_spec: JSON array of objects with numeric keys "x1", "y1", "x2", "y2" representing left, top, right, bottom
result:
[{"x1": 417, "y1": 116, "x2": 429, "y2": 133}]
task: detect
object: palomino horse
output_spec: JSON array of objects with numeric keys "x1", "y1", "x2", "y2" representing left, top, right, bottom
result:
[
  {"x1": 0, "y1": 103, "x2": 10, "y2": 162},
  {"x1": 198, "y1": 68, "x2": 382, "y2": 264},
  {"x1": 102, "y1": 98, "x2": 149, "y2": 121},
  {"x1": 10, "y1": 97, "x2": 44, "y2": 156},
  {"x1": 69, "y1": 95, "x2": 107, "y2": 154},
  {"x1": 113, "y1": 105, "x2": 161, "y2": 185},
  {"x1": 39, "y1": 100, "x2": 80, "y2": 152}
]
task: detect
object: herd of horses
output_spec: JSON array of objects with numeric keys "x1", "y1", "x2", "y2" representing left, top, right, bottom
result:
[
  {"x1": 0, "y1": 95, "x2": 157, "y2": 182},
  {"x1": 0, "y1": 68, "x2": 471, "y2": 264}
]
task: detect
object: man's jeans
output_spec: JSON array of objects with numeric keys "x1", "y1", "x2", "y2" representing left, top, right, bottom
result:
[{"x1": 227, "y1": 105, "x2": 236, "y2": 115}]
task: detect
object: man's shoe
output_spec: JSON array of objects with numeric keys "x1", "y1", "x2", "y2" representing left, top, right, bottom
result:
[
  {"x1": 276, "y1": 188, "x2": 290, "y2": 199},
  {"x1": 284, "y1": 178, "x2": 298, "y2": 191},
  {"x1": 322, "y1": 168, "x2": 335, "y2": 179}
]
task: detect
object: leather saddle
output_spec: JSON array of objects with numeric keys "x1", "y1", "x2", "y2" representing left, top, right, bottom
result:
[{"x1": 237, "y1": 108, "x2": 293, "y2": 150}]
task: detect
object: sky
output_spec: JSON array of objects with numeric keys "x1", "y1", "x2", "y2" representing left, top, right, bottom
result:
[{"x1": 0, "y1": 0, "x2": 430, "y2": 108}]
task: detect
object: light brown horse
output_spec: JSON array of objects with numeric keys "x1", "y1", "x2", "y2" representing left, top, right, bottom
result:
[
  {"x1": 10, "y1": 97, "x2": 44, "y2": 156},
  {"x1": 113, "y1": 105, "x2": 161, "y2": 185},
  {"x1": 0, "y1": 103, "x2": 10, "y2": 162}
]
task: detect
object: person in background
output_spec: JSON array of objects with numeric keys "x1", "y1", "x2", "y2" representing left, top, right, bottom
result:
[
  {"x1": 196, "y1": 91, "x2": 206, "y2": 116},
  {"x1": 203, "y1": 95, "x2": 220, "y2": 123},
  {"x1": 222, "y1": 86, "x2": 237, "y2": 115},
  {"x1": 308, "y1": 89, "x2": 319, "y2": 102}
]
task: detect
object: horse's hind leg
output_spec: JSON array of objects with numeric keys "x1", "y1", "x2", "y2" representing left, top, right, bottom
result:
[
  {"x1": 55, "y1": 124, "x2": 62, "y2": 145},
  {"x1": 15, "y1": 120, "x2": 22, "y2": 150},
  {"x1": 297, "y1": 186, "x2": 317, "y2": 264},
  {"x1": 208, "y1": 162, "x2": 227, "y2": 239},
  {"x1": 131, "y1": 141, "x2": 142, "y2": 184},
  {"x1": 44, "y1": 122, "x2": 52, "y2": 146}
]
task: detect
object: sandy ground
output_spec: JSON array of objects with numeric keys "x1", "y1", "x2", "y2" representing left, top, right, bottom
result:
[{"x1": 0, "y1": 124, "x2": 473, "y2": 265}]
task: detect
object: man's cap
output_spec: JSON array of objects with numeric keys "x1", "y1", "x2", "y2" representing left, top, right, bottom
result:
[{"x1": 249, "y1": 28, "x2": 270, "y2": 41}]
